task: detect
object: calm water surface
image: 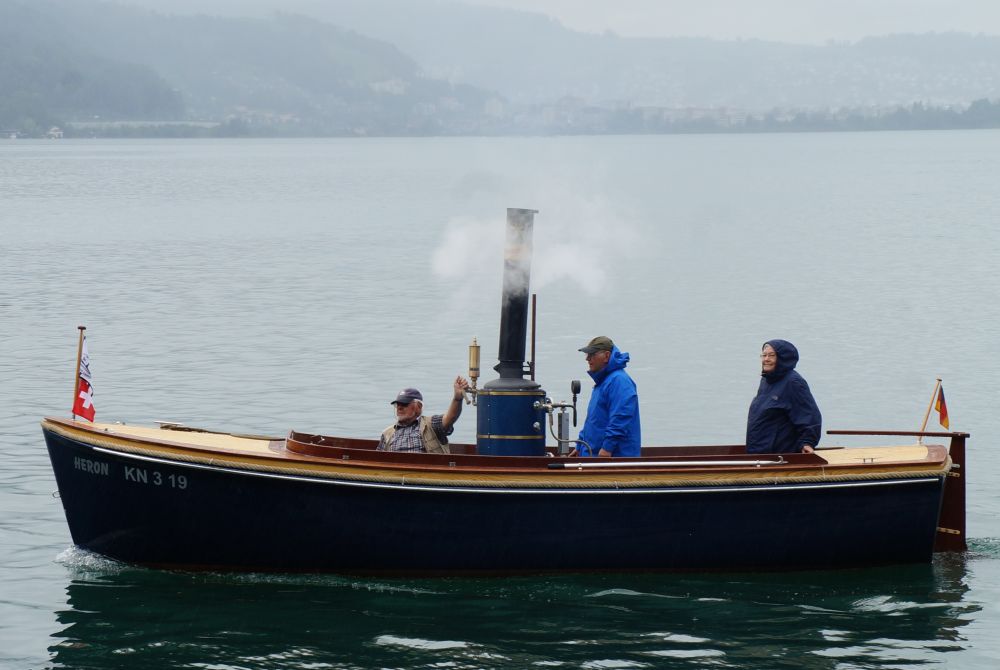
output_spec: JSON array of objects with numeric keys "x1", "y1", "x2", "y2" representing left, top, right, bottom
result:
[{"x1": 2, "y1": 133, "x2": 999, "y2": 668}]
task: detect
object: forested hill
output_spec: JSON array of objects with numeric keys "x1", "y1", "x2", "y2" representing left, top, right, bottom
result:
[
  {"x1": 130, "y1": 0, "x2": 1000, "y2": 110},
  {"x1": 0, "y1": 1, "x2": 183, "y2": 132},
  {"x1": 0, "y1": 0, "x2": 494, "y2": 135},
  {"x1": 6, "y1": 0, "x2": 1000, "y2": 137}
]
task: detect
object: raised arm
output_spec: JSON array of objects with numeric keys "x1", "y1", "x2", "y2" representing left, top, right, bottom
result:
[{"x1": 442, "y1": 375, "x2": 471, "y2": 431}]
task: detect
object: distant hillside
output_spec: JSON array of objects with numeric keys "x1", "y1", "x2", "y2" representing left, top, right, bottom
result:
[
  {"x1": 0, "y1": 1, "x2": 183, "y2": 133},
  {"x1": 292, "y1": 1, "x2": 1000, "y2": 109},
  {"x1": 130, "y1": 0, "x2": 1000, "y2": 110},
  {"x1": 6, "y1": 0, "x2": 1000, "y2": 137},
  {"x1": 0, "y1": 0, "x2": 497, "y2": 136}
]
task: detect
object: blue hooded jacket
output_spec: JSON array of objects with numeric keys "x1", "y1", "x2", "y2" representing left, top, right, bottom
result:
[
  {"x1": 746, "y1": 339, "x2": 822, "y2": 454},
  {"x1": 578, "y1": 346, "x2": 641, "y2": 457}
]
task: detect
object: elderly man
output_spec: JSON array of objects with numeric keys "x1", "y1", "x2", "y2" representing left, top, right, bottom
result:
[
  {"x1": 746, "y1": 340, "x2": 822, "y2": 454},
  {"x1": 571, "y1": 335, "x2": 641, "y2": 457},
  {"x1": 377, "y1": 376, "x2": 470, "y2": 454}
]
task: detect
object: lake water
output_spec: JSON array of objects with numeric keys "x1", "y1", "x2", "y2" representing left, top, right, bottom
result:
[{"x1": 2, "y1": 133, "x2": 999, "y2": 668}]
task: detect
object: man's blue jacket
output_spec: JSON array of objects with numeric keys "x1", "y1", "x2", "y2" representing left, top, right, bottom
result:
[
  {"x1": 746, "y1": 339, "x2": 822, "y2": 454},
  {"x1": 579, "y1": 346, "x2": 641, "y2": 457}
]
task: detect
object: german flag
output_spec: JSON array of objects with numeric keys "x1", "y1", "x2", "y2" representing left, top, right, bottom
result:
[{"x1": 935, "y1": 387, "x2": 950, "y2": 429}]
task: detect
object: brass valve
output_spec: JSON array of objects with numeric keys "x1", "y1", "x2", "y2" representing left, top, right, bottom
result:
[{"x1": 466, "y1": 337, "x2": 480, "y2": 405}]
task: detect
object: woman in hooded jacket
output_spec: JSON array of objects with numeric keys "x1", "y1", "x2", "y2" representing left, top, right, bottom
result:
[{"x1": 746, "y1": 339, "x2": 822, "y2": 454}]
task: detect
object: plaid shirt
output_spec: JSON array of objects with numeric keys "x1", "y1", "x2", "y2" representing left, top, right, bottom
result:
[{"x1": 378, "y1": 414, "x2": 451, "y2": 452}]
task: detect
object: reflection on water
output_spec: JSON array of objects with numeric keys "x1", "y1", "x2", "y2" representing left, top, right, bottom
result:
[{"x1": 49, "y1": 552, "x2": 980, "y2": 670}]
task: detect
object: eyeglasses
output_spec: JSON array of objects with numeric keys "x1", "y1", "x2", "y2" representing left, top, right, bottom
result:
[
  {"x1": 760, "y1": 353, "x2": 777, "y2": 360},
  {"x1": 585, "y1": 351, "x2": 608, "y2": 360}
]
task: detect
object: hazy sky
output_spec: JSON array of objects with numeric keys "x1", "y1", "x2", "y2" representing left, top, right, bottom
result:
[{"x1": 465, "y1": 0, "x2": 1000, "y2": 43}]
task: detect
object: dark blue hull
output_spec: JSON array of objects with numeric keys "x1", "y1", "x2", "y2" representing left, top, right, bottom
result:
[{"x1": 45, "y1": 428, "x2": 946, "y2": 573}]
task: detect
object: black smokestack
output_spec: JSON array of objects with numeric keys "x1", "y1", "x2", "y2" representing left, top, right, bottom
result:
[{"x1": 496, "y1": 208, "x2": 537, "y2": 379}]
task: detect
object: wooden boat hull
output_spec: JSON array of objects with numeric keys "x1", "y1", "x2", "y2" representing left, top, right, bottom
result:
[{"x1": 42, "y1": 419, "x2": 951, "y2": 574}]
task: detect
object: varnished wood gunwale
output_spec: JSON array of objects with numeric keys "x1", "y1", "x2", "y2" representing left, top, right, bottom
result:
[{"x1": 42, "y1": 418, "x2": 951, "y2": 489}]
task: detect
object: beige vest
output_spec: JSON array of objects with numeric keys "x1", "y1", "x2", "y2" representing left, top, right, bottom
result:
[{"x1": 381, "y1": 415, "x2": 449, "y2": 454}]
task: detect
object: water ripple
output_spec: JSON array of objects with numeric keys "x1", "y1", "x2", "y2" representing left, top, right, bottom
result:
[
  {"x1": 375, "y1": 635, "x2": 470, "y2": 651},
  {"x1": 5, "y1": 135, "x2": 1000, "y2": 670}
]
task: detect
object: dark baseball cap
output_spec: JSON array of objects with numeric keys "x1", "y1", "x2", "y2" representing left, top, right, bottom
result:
[
  {"x1": 579, "y1": 336, "x2": 614, "y2": 354},
  {"x1": 391, "y1": 388, "x2": 423, "y2": 405}
]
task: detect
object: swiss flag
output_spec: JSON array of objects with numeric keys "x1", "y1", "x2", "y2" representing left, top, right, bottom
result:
[
  {"x1": 73, "y1": 377, "x2": 96, "y2": 421},
  {"x1": 72, "y1": 335, "x2": 96, "y2": 421}
]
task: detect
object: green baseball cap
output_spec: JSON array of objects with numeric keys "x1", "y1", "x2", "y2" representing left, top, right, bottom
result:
[{"x1": 579, "y1": 336, "x2": 614, "y2": 354}]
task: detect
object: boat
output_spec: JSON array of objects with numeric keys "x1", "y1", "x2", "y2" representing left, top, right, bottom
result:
[
  {"x1": 42, "y1": 209, "x2": 968, "y2": 574},
  {"x1": 42, "y1": 417, "x2": 967, "y2": 573}
]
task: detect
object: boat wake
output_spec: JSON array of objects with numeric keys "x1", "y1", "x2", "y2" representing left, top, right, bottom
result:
[
  {"x1": 222, "y1": 572, "x2": 443, "y2": 595},
  {"x1": 966, "y1": 537, "x2": 1000, "y2": 559},
  {"x1": 54, "y1": 545, "x2": 442, "y2": 595},
  {"x1": 55, "y1": 546, "x2": 129, "y2": 575}
]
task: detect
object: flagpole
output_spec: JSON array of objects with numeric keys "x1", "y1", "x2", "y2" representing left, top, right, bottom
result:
[
  {"x1": 917, "y1": 377, "x2": 942, "y2": 444},
  {"x1": 72, "y1": 326, "x2": 86, "y2": 419}
]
